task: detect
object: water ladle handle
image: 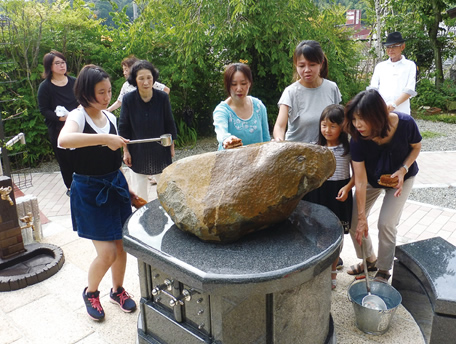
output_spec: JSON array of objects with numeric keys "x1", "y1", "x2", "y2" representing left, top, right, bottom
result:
[
  {"x1": 362, "y1": 237, "x2": 371, "y2": 293},
  {"x1": 127, "y1": 134, "x2": 173, "y2": 146},
  {"x1": 127, "y1": 137, "x2": 161, "y2": 144},
  {"x1": 102, "y1": 134, "x2": 172, "y2": 147}
]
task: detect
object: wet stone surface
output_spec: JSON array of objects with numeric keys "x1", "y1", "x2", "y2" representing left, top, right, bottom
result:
[{"x1": 393, "y1": 237, "x2": 456, "y2": 344}]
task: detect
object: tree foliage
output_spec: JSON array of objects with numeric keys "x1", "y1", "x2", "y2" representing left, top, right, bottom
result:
[
  {"x1": 366, "y1": 0, "x2": 456, "y2": 89},
  {"x1": 0, "y1": 0, "x2": 366, "y2": 164},
  {"x1": 122, "y1": 0, "x2": 362, "y2": 135},
  {"x1": 0, "y1": 0, "x2": 111, "y2": 163}
]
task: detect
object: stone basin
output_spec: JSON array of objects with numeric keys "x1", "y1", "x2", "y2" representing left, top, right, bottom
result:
[{"x1": 0, "y1": 243, "x2": 65, "y2": 291}]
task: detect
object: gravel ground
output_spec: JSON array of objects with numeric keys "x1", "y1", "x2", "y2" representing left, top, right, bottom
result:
[
  {"x1": 415, "y1": 119, "x2": 456, "y2": 152},
  {"x1": 28, "y1": 119, "x2": 456, "y2": 209},
  {"x1": 406, "y1": 119, "x2": 456, "y2": 210}
]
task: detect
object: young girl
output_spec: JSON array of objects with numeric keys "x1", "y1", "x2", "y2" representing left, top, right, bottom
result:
[
  {"x1": 303, "y1": 104, "x2": 354, "y2": 289},
  {"x1": 58, "y1": 65, "x2": 136, "y2": 321},
  {"x1": 273, "y1": 40, "x2": 342, "y2": 143}
]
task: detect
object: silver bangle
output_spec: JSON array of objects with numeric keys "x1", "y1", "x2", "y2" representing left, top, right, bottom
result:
[{"x1": 402, "y1": 164, "x2": 409, "y2": 173}]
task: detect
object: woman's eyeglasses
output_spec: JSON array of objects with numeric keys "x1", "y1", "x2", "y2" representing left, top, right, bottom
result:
[{"x1": 54, "y1": 61, "x2": 66, "y2": 66}]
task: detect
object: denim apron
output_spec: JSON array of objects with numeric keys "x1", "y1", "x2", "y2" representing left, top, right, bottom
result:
[{"x1": 70, "y1": 169, "x2": 131, "y2": 241}]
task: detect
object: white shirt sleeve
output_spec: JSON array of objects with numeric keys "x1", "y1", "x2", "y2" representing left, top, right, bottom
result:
[
  {"x1": 117, "y1": 81, "x2": 136, "y2": 102},
  {"x1": 153, "y1": 81, "x2": 166, "y2": 91},
  {"x1": 403, "y1": 61, "x2": 417, "y2": 97},
  {"x1": 66, "y1": 108, "x2": 86, "y2": 133},
  {"x1": 368, "y1": 65, "x2": 380, "y2": 90}
]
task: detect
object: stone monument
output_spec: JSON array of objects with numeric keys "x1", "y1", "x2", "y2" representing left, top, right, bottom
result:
[{"x1": 124, "y1": 142, "x2": 341, "y2": 343}]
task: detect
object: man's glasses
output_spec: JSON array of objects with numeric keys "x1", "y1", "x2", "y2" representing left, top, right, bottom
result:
[
  {"x1": 54, "y1": 61, "x2": 66, "y2": 66},
  {"x1": 385, "y1": 44, "x2": 402, "y2": 50}
]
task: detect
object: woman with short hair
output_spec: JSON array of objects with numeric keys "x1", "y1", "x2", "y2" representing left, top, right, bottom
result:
[
  {"x1": 58, "y1": 64, "x2": 136, "y2": 321},
  {"x1": 107, "y1": 55, "x2": 170, "y2": 113},
  {"x1": 118, "y1": 60, "x2": 177, "y2": 201},
  {"x1": 344, "y1": 89, "x2": 421, "y2": 283}
]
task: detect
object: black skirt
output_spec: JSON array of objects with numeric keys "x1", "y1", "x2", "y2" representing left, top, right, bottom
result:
[{"x1": 303, "y1": 178, "x2": 353, "y2": 234}]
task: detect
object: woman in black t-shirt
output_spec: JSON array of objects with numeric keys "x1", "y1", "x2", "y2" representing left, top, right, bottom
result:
[{"x1": 344, "y1": 90, "x2": 421, "y2": 284}]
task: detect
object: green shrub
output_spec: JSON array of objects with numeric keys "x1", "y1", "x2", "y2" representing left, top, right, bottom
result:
[
  {"x1": 174, "y1": 118, "x2": 198, "y2": 148},
  {"x1": 414, "y1": 79, "x2": 456, "y2": 111}
]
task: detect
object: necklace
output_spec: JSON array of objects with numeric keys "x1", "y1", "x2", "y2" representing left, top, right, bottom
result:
[{"x1": 51, "y1": 75, "x2": 68, "y2": 87}]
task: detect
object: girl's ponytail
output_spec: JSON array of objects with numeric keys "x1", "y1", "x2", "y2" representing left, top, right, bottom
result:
[{"x1": 320, "y1": 55, "x2": 329, "y2": 79}]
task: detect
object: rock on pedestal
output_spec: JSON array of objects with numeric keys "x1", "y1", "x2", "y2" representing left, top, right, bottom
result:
[{"x1": 157, "y1": 141, "x2": 335, "y2": 242}]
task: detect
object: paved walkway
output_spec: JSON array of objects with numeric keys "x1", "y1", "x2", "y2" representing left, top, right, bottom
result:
[{"x1": 1, "y1": 151, "x2": 456, "y2": 343}]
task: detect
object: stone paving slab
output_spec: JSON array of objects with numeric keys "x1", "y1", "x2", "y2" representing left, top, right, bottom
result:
[
  {"x1": 0, "y1": 213, "x2": 424, "y2": 344},
  {"x1": 3, "y1": 151, "x2": 454, "y2": 343},
  {"x1": 414, "y1": 151, "x2": 456, "y2": 188}
]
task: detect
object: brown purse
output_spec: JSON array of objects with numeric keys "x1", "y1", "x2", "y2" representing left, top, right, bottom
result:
[{"x1": 132, "y1": 196, "x2": 147, "y2": 209}]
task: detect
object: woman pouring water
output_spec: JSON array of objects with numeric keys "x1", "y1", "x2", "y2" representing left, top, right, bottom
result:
[{"x1": 343, "y1": 89, "x2": 421, "y2": 284}]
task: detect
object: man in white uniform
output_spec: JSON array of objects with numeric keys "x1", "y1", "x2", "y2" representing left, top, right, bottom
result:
[{"x1": 368, "y1": 32, "x2": 417, "y2": 115}]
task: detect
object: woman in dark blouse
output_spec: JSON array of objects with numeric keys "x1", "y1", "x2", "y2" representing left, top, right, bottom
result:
[
  {"x1": 344, "y1": 89, "x2": 421, "y2": 283},
  {"x1": 37, "y1": 50, "x2": 79, "y2": 194},
  {"x1": 118, "y1": 60, "x2": 177, "y2": 201}
]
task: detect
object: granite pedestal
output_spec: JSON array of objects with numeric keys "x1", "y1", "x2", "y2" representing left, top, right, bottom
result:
[
  {"x1": 123, "y1": 200, "x2": 342, "y2": 344},
  {"x1": 393, "y1": 237, "x2": 456, "y2": 344}
]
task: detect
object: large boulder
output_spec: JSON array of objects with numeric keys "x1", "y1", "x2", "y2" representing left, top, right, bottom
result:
[{"x1": 157, "y1": 141, "x2": 335, "y2": 243}]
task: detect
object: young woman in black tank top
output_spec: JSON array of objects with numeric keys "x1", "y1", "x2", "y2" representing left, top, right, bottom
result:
[{"x1": 58, "y1": 65, "x2": 138, "y2": 321}]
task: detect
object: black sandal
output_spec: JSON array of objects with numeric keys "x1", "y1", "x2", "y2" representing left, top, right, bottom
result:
[
  {"x1": 374, "y1": 270, "x2": 391, "y2": 283},
  {"x1": 347, "y1": 260, "x2": 378, "y2": 275}
]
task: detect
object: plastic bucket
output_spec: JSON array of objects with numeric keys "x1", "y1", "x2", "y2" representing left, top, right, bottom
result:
[{"x1": 348, "y1": 279, "x2": 402, "y2": 335}]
